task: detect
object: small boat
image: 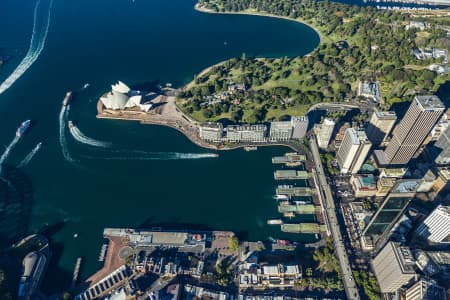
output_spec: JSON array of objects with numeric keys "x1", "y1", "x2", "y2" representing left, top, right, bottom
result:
[
  {"x1": 82, "y1": 83, "x2": 90, "y2": 89},
  {"x1": 273, "y1": 194, "x2": 289, "y2": 200},
  {"x1": 244, "y1": 146, "x2": 257, "y2": 151},
  {"x1": 294, "y1": 201, "x2": 308, "y2": 205},
  {"x1": 68, "y1": 121, "x2": 75, "y2": 128},
  {"x1": 63, "y1": 91, "x2": 72, "y2": 106},
  {"x1": 267, "y1": 219, "x2": 283, "y2": 225},
  {"x1": 16, "y1": 120, "x2": 31, "y2": 137},
  {"x1": 73, "y1": 233, "x2": 79, "y2": 238}
]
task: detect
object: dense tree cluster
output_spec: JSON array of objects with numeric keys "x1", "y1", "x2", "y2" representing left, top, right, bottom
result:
[
  {"x1": 353, "y1": 270, "x2": 381, "y2": 300},
  {"x1": 178, "y1": 0, "x2": 450, "y2": 122}
]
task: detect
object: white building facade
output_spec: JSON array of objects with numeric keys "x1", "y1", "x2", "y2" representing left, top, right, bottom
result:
[{"x1": 416, "y1": 205, "x2": 450, "y2": 243}]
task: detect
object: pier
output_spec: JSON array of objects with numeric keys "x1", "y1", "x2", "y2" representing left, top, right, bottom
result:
[
  {"x1": 278, "y1": 204, "x2": 317, "y2": 215},
  {"x1": 71, "y1": 257, "x2": 82, "y2": 291},
  {"x1": 272, "y1": 153, "x2": 306, "y2": 166},
  {"x1": 274, "y1": 170, "x2": 310, "y2": 180},
  {"x1": 276, "y1": 186, "x2": 316, "y2": 196},
  {"x1": 281, "y1": 223, "x2": 320, "y2": 234}
]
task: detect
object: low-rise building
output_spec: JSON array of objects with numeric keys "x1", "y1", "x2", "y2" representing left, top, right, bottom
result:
[
  {"x1": 432, "y1": 168, "x2": 450, "y2": 195},
  {"x1": 358, "y1": 81, "x2": 381, "y2": 103},
  {"x1": 350, "y1": 174, "x2": 377, "y2": 198},
  {"x1": 103, "y1": 228, "x2": 208, "y2": 252},
  {"x1": 226, "y1": 125, "x2": 266, "y2": 143},
  {"x1": 406, "y1": 21, "x2": 428, "y2": 30},
  {"x1": 291, "y1": 116, "x2": 309, "y2": 140},
  {"x1": 239, "y1": 264, "x2": 302, "y2": 289},
  {"x1": 413, "y1": 48, "x2": 448, "y2": 63},
  {"x1": 199, "y1": 122, "x2": 224, "y2": 142},
  {"x1": 376, "y1": 177, "x2": 397, "y2": 197},
  {"x1": 184, "y1": 284, "x2": 232, "y2": 300},
  {"x1": 75, "y1": 265, "x2": 133, "y2": 300},
  {"x1": 269, "y1": 121, "x2": 293, "y2": 141}
]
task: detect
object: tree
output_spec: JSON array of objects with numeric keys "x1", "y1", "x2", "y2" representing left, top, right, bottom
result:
[{"x1": 228, "y1": 236, "x2": 239, "y2": 251}]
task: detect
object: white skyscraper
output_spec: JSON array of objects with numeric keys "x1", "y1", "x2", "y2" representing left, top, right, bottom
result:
[
  {"x1": 336, "y1": 128, "x2": 372, "y2": 174},
  {"x1": 416, "y1": 205, "x2": 450, "y2": 243},
  {"x1": 316, "y1": 118, "x2": 335, "y2": 149}
]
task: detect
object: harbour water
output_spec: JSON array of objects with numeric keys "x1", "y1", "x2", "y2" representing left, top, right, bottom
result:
[{"x1": 0, "y1": 0, "x2": 320, "y2": 292}]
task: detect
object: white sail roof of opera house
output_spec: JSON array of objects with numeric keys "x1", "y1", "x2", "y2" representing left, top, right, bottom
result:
[{"x1": 111, "y1": 81, "x2": 130, "y2": 94}]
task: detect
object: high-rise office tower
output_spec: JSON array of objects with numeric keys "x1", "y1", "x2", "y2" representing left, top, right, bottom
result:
[
  {"x1": 416, "y1": 205, "x2": 450, "y2": 243},
  {"x1": 366, "y1": 110, "x2": 397, "y2": 146},
  {"x1": 372, "y1": 242, "x2": 417, "y2": 293},
  {"x1": 336, "y1": 128, "x2": 372, "y2": 174},
  {"x1": 384, "y1": 96, "x2": 445, "y2": 166}
]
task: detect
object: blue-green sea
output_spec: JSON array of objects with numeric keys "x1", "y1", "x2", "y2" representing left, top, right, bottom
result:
[{"x1": 0, "y1": 0, "x2": 320, "y2": 292}]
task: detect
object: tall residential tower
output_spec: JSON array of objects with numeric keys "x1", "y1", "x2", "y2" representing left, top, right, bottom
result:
[
  {"x1": 336, "y1": 128, "x2": 372, "y2": 174},
  {"x1": 315, "y1": 118, "x2": 335, "y2": 149}
]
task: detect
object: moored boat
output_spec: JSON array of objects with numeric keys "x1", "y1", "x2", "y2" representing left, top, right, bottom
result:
[{"x1": 267, "y1": 219, "x2": 283, "y2": 225}]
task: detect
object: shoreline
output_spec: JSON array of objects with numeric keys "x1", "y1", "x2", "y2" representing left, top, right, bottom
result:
[{"x1": 193, "y1": 3, "x2": 324, "y2": 45}]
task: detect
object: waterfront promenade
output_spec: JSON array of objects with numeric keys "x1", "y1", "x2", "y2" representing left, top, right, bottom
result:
[
  {"x1": 97, "y1": 92, "x2": 303, "y2": 152},
  {"x1": 309, "y1": 136, "x2": 360, "y2": 300},
  {"x1": 97, "y1": 94, "x2": 233, "y2": 150}
]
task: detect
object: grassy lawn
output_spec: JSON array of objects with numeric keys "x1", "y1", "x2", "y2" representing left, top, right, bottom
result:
[{"x1": 265, "y1": 105, "x2": 309, "y2": 120}]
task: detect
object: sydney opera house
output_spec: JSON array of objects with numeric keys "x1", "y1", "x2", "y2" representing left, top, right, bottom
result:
[{"x1": 99, "y1": 81, "x2": 159, "y2": 112}]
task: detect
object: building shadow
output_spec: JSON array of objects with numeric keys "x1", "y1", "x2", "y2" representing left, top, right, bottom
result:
[
  {"x1": 130, "y1": 80, "x2": 162, "y2": 93},
  {"x1": 40, "y1": 241, "x2": 73, "y2": 295},
  {"x1": 0, "y1": 164, "x2": 34, "y2": 248}
]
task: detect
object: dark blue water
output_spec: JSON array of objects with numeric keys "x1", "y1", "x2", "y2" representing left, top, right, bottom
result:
[{"x1": 0, "y1": 0, "x2": 320, "y2": 291}]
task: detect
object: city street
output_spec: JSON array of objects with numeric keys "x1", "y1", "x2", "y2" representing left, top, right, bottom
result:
[{"x1": 309, "y1": 136, "x2": 361, "y2": 300}]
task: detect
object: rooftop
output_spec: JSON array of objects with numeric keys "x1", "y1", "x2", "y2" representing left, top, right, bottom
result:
[
  {"x1": 227, "y1": 124, "x2": 266, "y2": 132},
  {"x1": 200, "y1": 122, "x2": 223, "y2": 129},
  {"x1": 346, "y1": 128, "x2": 370, "y2": 144},
  {"x1": 375, "y1": 110, "x2": 397, "y2": 119},
  {"x1": 323, "y1": 118, "x2": 335, "y2": 126},
  {"x1": 356, "y1": 174, "x2": 376, "y2": 189},
  {"x1": 415, "y1": 95, "x2": 445, "y2": 110},
  {"x1": 391, "y1": 179, "x2": 420, "y2": 193}
]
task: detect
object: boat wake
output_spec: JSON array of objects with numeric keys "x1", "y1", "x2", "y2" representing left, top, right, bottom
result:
[
  {"x1": 0, "y1": 0, "x2": 54, "y2": 95},
  {"x1": 0, "y1": 136, "x2": 21, "y2": 174},
  {"x1": 69, "y1": 126, "x2": 112, "y2": 148},
  {"x1": 18, "y1": 142, "x2": 42, "y2": 168},
  {"x1": 59, "y1": 105, "x2": 75, "y2": 163},
  {"x1": 81, "y1": 151, "x2": 219, "y2": 161}
]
